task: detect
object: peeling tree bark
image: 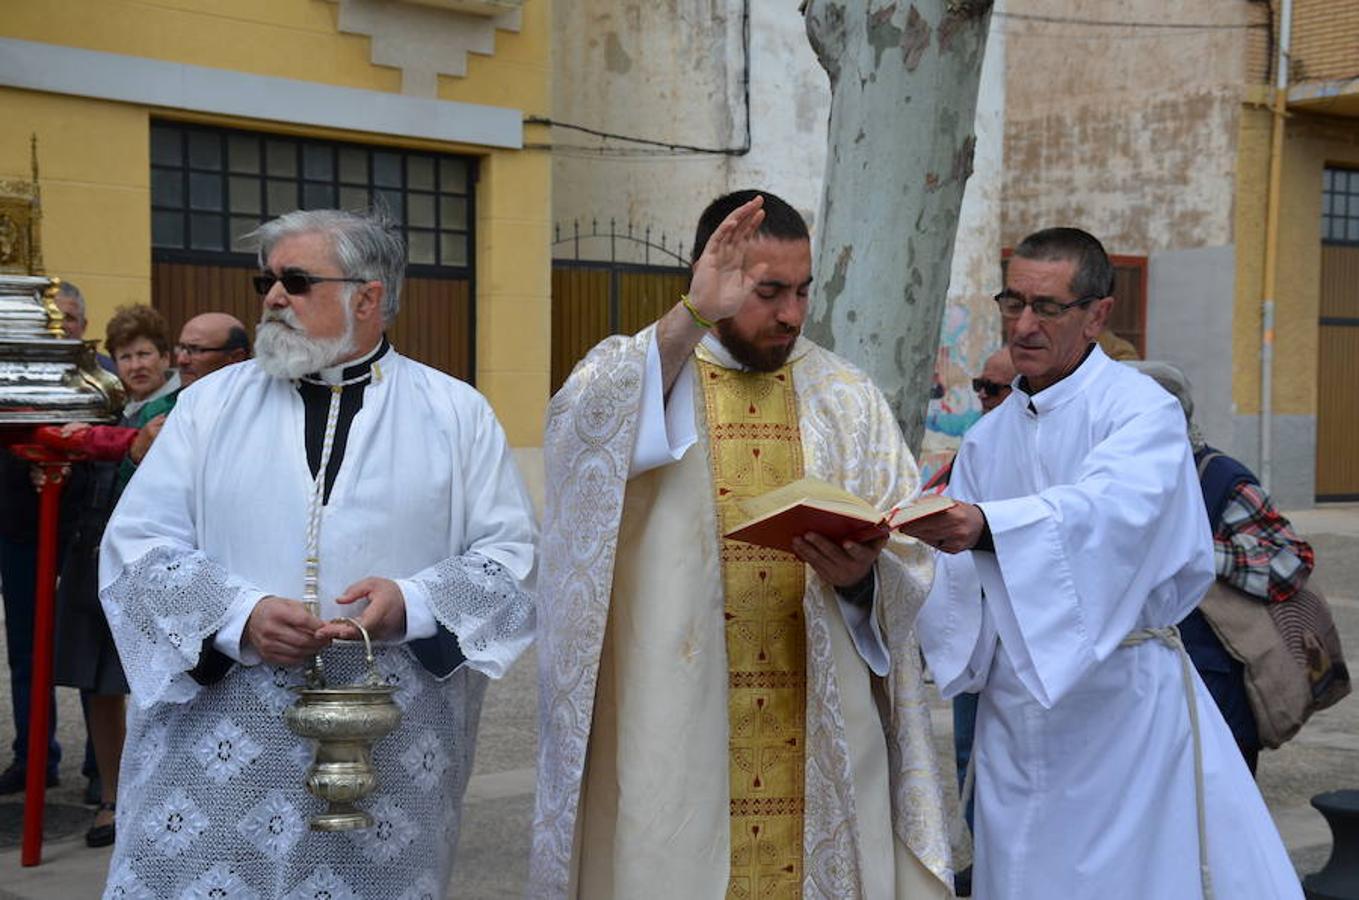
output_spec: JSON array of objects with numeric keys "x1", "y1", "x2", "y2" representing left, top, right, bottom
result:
[{"x1": 804, "y1": 0, "x2": 992, "y2": 453}]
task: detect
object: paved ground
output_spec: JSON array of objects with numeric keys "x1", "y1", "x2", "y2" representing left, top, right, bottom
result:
[{"x1": 1, "y1": 504, "x2": 1356, "y2": 898}]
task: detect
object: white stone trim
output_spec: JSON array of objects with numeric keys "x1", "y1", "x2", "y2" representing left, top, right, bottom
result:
[
  {"x1": 327, "y1": 0, "x2": 522, "y2": 98},
  {"x1": 0, "y1": 37, "x2": 522, "y2": 149}
]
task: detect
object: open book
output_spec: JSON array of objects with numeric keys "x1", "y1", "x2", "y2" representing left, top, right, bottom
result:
[{"x1": 724, "y1": 476, "x2": 955, "y2": 554}]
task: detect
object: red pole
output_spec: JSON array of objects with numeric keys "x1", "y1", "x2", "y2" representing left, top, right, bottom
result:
[{"x1": 20, "y1": 460, "x2": 67, "y2": 867}]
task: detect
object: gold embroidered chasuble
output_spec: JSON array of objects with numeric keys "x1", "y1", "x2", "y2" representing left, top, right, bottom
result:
[
  {"x1": 697, "y1": 359, "x2": 807, "y2": 899},
  {"x1": 535, "y1": 328, "x2": 954, "y2": 900}
]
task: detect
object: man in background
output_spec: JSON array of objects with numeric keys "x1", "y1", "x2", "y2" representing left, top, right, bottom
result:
[
  {"x1": 972, "y1": 347, "x2": 1015, "y2": 415},
  {"x1": 53, "y1": 280, "x2": 115, "y2": 372},
  {"x1": 174, "y1": 312, "x2": 250, "y2": 388}
]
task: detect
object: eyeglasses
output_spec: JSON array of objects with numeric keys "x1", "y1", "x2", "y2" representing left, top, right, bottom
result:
[
  {"x1": 252, "y1": 272, "x2": 368, "y2": 296},
  {"x1": 175, "y1": 343, "x2": 229, "y2": 357},
  {"x1": 993, "y1": 290, "x2": 1102, "y2": 319},
  {"x1": 972, "y1": 377, "x2": 1011, "y2": 397}
]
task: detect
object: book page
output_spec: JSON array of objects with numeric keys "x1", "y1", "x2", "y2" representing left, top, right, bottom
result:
[
  {"x1": 887, "y1": 494, "x2": 955, "y2": 527},
  {"x1": 737, "y1": 476, "x2": 882, "y2": 523}
]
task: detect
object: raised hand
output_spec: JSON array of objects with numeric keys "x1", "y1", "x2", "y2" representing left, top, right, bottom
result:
[{"x1": 687, "y1": 194, "x2": 769, "y2": 323}]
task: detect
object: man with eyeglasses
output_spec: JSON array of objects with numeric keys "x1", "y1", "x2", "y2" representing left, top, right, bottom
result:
[
  {"x1": 901, "y1": 228, "x2": 1298, "y2": 898},
  {"x1": 174, "y1": 312, "x2": 251, "y2": 387},
  {"x1": 96, "y1": 209, "x2": 536, "y2": 899}
]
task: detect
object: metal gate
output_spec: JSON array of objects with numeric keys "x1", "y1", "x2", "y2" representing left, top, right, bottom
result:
[{"x1": 551, "y1": 219, "x2": 690, "y2": 392}]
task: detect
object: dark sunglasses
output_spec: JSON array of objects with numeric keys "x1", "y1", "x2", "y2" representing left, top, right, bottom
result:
[
  {"x1": 972, "y1": 377, "x2": 1011, "y2": 397},
  {"x1": 252, "y1": 273, "x2": 368, "y2": 296}
]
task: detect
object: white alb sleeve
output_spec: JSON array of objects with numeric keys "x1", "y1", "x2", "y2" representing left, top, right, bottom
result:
[
  {"x1": 629, "y1": 332, "x2": 698, "y2": 477},
  {"x1": 836, "y1": 581, "x2": 890, "y2": 676},
  {"x1": 211, "y1": 590, "x2": 268, "y2": 665},
  {"x1": 395, "y1": 578, "x2": 439, "y2": 641}
]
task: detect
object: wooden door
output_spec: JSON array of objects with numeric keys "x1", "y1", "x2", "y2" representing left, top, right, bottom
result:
[
  {"x1": 1316, "y1": 243, "x2": 1359, "y2": 500},
  {"x1": 550, "y1": 264, "x2": 688, "y2": 393}
]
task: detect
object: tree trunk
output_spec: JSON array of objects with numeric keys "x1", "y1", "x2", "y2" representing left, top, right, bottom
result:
[{"x1": 803, "y1": 0, "x2": 993, "y2": 453}]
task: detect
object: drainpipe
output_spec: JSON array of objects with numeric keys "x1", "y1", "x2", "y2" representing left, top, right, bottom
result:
[{"x1": 1259, "y1": 0, "x2": 1292, "y2": 493}]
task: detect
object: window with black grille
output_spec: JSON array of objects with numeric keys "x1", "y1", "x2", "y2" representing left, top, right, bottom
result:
[
  {"x1": 149, "y1": 121, "x2": 474, "y2": 270},
  {"x1": 1323, "y1": 167, "x2": 1359, "y2": 244}
]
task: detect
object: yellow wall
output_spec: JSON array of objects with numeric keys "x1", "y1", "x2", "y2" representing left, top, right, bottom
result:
[
  {"x1": 0, "y1": 0, "x2": 553, "y2": 445},
  {"x1": 0, "y1": 88, "x2": 151, "y2": 343},
  {"x1": 476, "y1": 134, "x2": 553, "y2": 445},
  {"x1": 1233, "y1": 97, "x2": 1359, "y2": 416},
  {"x1": 1, "y1": 0, "x2": 400, "y2": 94}
]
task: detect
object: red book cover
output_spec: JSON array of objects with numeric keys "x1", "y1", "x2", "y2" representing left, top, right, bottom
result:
[
  {"x1": 723, "y1": 479, "x2": 955, "y2": 554},
  {"x1": 725, "y1": 506, "x2": 891, "y2": 555}
]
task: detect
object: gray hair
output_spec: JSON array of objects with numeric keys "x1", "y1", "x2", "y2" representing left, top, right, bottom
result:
[
  {"x1": 1123, "y1": 360, "x2": 1205, "y2": 451},
  {"x1": 1013, "y1": 227, "x2": 1114, "y2": 300},
  {"x1": 250, "y1": 209, "x2": 406, "y2": 324},
  {"x1": 56, "y1": 280, "x2": 86, "y2": 318}
]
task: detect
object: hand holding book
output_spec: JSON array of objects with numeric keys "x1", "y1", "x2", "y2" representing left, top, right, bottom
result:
[
  {"x1": 894, "y1": 499, "x2": 988, "y2": 554},
  {"x1": 724, "y1": 476, "x2": 955, "y2": 554}
]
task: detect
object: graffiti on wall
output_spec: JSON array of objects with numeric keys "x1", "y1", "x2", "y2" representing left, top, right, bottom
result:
[{"x1": 919, "y1": 291, "x2": 1002, "y2": 485}]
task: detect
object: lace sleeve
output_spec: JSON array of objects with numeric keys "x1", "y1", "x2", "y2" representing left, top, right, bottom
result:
[
  {"x1": 400, "y1": 552, "x2": 534, "y2": 679},
  {"x1": 101, "y1": 546, "x2": 256, "y2": 708}
]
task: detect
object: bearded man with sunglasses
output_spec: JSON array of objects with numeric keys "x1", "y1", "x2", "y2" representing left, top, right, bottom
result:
[
  {"x1": 902, "y1": 227, "x2": 1298, "y2": 899},
  {"x1": 97, "y1": 209, "x2": 536, "y2": 899}
]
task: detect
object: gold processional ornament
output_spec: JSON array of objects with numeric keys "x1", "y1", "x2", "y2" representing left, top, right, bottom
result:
[{"x1": 0, "y1": 137, "x2": 123, "y2": 425}]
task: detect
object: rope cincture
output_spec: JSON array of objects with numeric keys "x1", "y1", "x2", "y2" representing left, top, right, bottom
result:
[
  {"x1": 300, "y1": 370, "x2": 373, "y2": 688},
  {"x1": 1120, "y1": 624, "x2": 1215, "y2": 900}
]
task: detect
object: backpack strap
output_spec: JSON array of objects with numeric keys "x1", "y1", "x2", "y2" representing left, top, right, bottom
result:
[
  {"x1": 1194, "y1": 447, "x2": 1257, "y2": 532},
  {"x1": 1196, "y1": 450, "x2": 1222, "y2": 480}
]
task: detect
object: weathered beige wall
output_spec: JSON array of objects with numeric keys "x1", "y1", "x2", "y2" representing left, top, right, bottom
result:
[
  {"x1": 1001, "y1": 0, "x2": 1254, "y2": 254},
  {"x1": 551, "y1": 1, "x2": 828, "y2": 263}
]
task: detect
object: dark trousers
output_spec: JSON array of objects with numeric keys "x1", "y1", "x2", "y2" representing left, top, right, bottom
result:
[
  {"x1": 1, "y1": 534, "x2": 61, "y2": 773},
  {"x1": 953, "y1": 690, "x2": 978, "y2": 831}
]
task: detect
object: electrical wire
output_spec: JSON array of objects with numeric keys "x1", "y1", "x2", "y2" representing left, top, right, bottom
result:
[
  {"x1": 523, "y1": 117, "x2": 746, "y2": 156},
  {"x1": 996, "y1": 10, "x2": 1266, "y2": 30}
]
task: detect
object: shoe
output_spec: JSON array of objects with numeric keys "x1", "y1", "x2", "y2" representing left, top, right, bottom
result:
[
  {"x1": 83, "y1": 774, "x2": 102, "y2": 806},
  {"x1": 85, "y1": 802, "x2": 116, "y2": 848},
  {"x1": 954, "y1": 864, "x2": 973, "y2": 897},
  {"x1": 0, "y1": 763, "x2": 59, "y2": 795}
]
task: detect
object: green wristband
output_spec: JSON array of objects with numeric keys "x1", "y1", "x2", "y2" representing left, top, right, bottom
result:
[{"x1": 680, "y1": 293, "x2": 716, "y2": 329}]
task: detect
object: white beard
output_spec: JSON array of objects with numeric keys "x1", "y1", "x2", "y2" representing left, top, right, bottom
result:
[{"x1": 254, "y1": 303, "x2": 356, "y2": 380}]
